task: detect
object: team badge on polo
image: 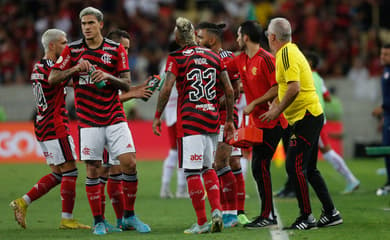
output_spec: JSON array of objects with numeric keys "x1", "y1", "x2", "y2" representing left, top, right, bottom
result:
[{"x1": 252, "y1": 67, "x2": 257, "y2": 76}]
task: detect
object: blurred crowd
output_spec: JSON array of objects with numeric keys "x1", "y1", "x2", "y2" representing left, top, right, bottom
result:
[{"x1": 0, "y1": 0, "x2": 389, "y2": 85}]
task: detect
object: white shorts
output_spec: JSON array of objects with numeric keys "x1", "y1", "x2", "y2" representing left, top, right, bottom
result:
[
  {"x1": 102, "y1": 147, "x2": 120, "y2": 167},
  {"x1": 79, "y1": 122, "x2": 135, "y2": 161},
  {"x1": 38, "y1": 135, "x2": 77, "y2": 166},
  {"x1": 218, "y1": 125, "x2": 242, "y2": 157},
  {"x1": 179, "y1": 134, "x2": 218, "y2": 169}
]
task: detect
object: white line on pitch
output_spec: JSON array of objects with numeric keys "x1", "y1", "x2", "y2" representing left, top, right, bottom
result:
[{"x1": 270, "y1": 207, "x2": 289, "y2": 240}]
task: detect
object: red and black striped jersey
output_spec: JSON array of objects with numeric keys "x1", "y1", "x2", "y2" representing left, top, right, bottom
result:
[
  {"x1": 31, "y1": 59, "x2": 69, "y2": 141},
  {"x1": 53, "y1": 38, "x2": 129, "y2": 127},
  {"x1": 218, "y1": 49, "x2": 239, "y2": 127},
  {"x1": 165, "y1": 45, "x2": 226, "y2": 137}
]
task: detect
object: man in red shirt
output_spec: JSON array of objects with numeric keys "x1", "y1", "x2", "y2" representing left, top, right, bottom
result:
[{"x1": 227, "y1": 20, "x2": 288, "y2": 228}]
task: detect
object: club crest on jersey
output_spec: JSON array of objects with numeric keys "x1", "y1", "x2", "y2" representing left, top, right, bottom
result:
[
  {"x1": 101, "y1": 54, "x2": 112, "y2": 64},
  {"x1": 252, "y1": 67, "x2": 257, "y2": 76},
  {"x1": 183, "y1": 49, "x2": 194, "y2": 56}
]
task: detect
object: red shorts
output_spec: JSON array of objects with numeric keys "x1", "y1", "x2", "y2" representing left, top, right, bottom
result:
[{"x1": 168, "y1": 123, "x2": 177, "y2": 150}]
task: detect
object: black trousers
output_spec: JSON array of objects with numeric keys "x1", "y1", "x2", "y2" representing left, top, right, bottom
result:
[
  {"x1": 285, "y1": 112, "x2": 335, "y2": 217},
  {"x1": 252, "y1": 125, "x2": 284, "y2": 219}
]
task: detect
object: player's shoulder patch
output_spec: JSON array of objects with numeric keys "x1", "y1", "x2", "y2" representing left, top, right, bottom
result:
[
  {"x1": 45, "y1": 59, "x2": 54, "y2": 68},
  {"x1": 219, "y1": 50, "x2": 233, "y2": 59},
  {"x1": 68, "y1": 39, "x2": 83, "y2": 47},
  {"x1": 105, "y1": 38, "x2": 120, "y2": 46}
]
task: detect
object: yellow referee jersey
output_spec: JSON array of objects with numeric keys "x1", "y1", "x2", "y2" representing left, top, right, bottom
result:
[{"x1": 275, "y1": 42, "x2": 323, "y2": 125}]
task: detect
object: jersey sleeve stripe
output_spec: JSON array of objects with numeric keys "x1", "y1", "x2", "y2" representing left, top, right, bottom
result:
[
  {"x1": 282, "y1": 47, "x2": 289, "y2": 70},
  {"x1": 258, "y1": 52, "x2": 275, "y2": 74}
]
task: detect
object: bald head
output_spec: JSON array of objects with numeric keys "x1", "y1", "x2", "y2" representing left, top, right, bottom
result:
[{"x1": 268, "y1": 18, "x2": 292, "y2": 42}]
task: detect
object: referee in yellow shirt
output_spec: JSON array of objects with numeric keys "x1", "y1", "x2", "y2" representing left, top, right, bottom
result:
[{"x1": 260, "y1": 17, "x2": 343, "y2": 230}]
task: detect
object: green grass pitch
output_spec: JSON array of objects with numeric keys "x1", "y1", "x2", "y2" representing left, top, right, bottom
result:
[{"x1": 1, "y1": 158, "x2": 390, "y2": 240}]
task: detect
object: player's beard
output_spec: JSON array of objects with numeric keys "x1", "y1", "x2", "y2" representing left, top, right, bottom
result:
[
  {"x1": 239, "y1": 43, "x2": 246, "y2": 51},
  {"x1": 203, "y1": 42, "x2": 211, "y2": 49}
]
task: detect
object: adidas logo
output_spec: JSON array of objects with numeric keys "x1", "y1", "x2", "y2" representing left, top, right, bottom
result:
[
  {"x1": 209, "y1": 184, "x2": 219, "y2": 191},
  {"x1": 222, "y1": 187, "x2": 231, "y2": 193},
  {"x1": 296, "y1": 222, "x2": 308, "y2": 230}
]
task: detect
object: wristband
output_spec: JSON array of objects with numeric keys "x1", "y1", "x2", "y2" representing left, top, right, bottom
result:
[{"x1": 154, "y1": 111, "x2": 162, "y2": 119}]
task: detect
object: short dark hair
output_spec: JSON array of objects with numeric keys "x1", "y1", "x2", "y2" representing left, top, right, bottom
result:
[
  {"x1": 304, "y1": 51, "x2": 320, "y2": 69},
  {"x1": 107, "y1": 29, "x2": 130, "y2": 43},
  {"x1": 383, "y1": 43, "x2": 390, "y2": 49},
  {"x1": 239, "y1": 20, "x2": 262, "y2": 43},
  {"x1": 197, "y1": 22, "x2": 225, "y2": 41}
]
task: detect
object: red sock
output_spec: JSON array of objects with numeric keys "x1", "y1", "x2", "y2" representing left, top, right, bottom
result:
[
  {"x1": 202, "y1": 169, "x2": 222, "y2": 213},
  {"x1": 219, "y1": 177, "x2": 227, "y2": 210},
  {"x1": 27, "y1": 173, "x2": 60, "y2": 202},
  {"x1": 220, "y1": 171, "x2": 237, "y2": 211},
  {"x1": 234, "y1": 171, "x2": 246, "y2": 212},
  {"x1": 86, "y1": 183, "x2": 102, "y2": 217},
  {"x1": 107, "y1": 178, "x2": 124, "y2": 219},
  {"x1": 187, "y1": 175, "x2": 207, "y2": 225},
  {"x1": 99, "y1": 181, "x2": 106, "y2": 219},
  {"x1": 122, "y1": 180, "x2": 137, "y2": 212},
  {"x1": 61, "y1": 176, "x2": 76, "y2": 214}
]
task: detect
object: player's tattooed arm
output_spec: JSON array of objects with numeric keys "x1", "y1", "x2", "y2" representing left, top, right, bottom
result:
[
  {"x1": 153, "y1": 71, "x2": 175, "y2": 136},
  {"x1": 102, "y1": 71, "x2": 131, "y2": 91},
  {"x1": 49, "y1": 59, "x2": 90, "y2": 86},
  {"x1": 156, "y1": 72, "x2": 175, "y2": 115},
  {"x1": 49, "y1": 67, "x2": 80, "y2": 86},
  {"x1": 220, "y1": 70, "x2": 234, "y2": 122}
]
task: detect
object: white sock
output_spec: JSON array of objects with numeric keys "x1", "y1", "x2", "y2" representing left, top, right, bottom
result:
[
  {"x1": 240, "y1": 157, "x2": 248, "y2": 179},
  {"x1": 61, "y1": 212, "x2": 73, "y2": 219},
  {"x1": 176, "y1": 168, "x2": 186, "y2": 192},
  {"x1": 22, "y1": 195, "x2": 31, "y2": 205},
  {"x1": 161, "y1": 149, "x2": 178, "y2": 189},
  {"x1": 323, "y1": 150, "x2": 358, "y2": 183}
]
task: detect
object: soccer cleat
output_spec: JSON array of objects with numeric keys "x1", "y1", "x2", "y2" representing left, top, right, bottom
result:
[
  {"x1": 93, "y1": 222, "x2": 107, "y2": 235},
  {"x1": 59, "y1": 218, "x2": 91, "y2": 229},
  {"x1": 117, "y1": 218, "x2": 134, "y2": 230},
  {"x1": 210, "y1": 209, "x2": 223, "y2": 233},
  {"x1": 123, "y1": 215, "x2": 151, "y2": 233},
  {"x1": 9, "y1": 198, "x2": 28, "y2": 229},
  {"x1": 222, "y1": 214, "x2": 238, "y2": 228},
  {"x1": 376, "y1": 184, "x2": 390, "y2": 196},
  {"x1": 237, "y1": 213, "x2": 250, "y2": 225},
  {"x1": 160, "y1": 188, "x2": 174, "y2": 199},
  {"x1": 317, "y1": 210, "x2": 343, "y2": 227},
  {"x1": 342, "y1": 180, "x2": 360, "y2": 194},
  {"x1": 244, "y1": 216, "x2": 277, "y2": 229},
  {"x1": 104, "y1": 219, "x2": 122, "y2": 232},
  {"x1": 184, "y1": 222, "x2": 210, "y2": 234},
  {"x1": 284, "y1": 215, "x2": 317, "y2": 230}
]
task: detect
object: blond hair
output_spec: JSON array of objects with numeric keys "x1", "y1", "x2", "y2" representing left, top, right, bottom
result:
[{"x1": 175, "y1": 17, "x2": 196, "y2": 45}]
